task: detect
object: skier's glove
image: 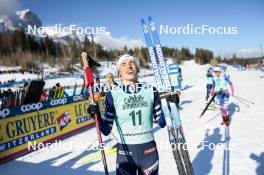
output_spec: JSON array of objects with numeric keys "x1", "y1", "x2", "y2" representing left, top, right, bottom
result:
[
  {"x1": 87, "y1": 102, "x2": 100, "y2": 119},
  {"x1": 167, "y1": 93, "x2": 178, "y2": 103},
  {"x1": 177, "y1": 91, "x2": 182, "y2": 97},
  {"x1": 210, "y1": 90, "x2": 216, "y2": 96}
]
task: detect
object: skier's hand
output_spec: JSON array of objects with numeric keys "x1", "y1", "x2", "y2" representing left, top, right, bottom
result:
[
  {"x1": 87, "y1": 102, "x2": 100, "y2": 119},
  {"x1": 167, "y1": 92, "x2": 179, "y2": 104},
  {"x1": 210, "y1": 90, "x2": 216, "y2": 96},
  {"x1": 177, "y1": 91, "x2": 181, "y2": 97}
]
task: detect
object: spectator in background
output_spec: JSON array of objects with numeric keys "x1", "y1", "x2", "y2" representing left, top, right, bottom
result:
[
  {"x1": 49, "y1": 86, "x2": 56, "y2": 99},
  {"x1": 40, "y1": 90, "x2": 48, "y2": 102},
  {"x1": 56, "y1": 83, "x2": 61, "y2": 89},
  {"x1": 105, "y1": 72, "x2": 118, "y2": 86},
  {"x1": 55, "y1": 83, "x2": 64, "y2": 98},
  {"x1": 104, "y1": 72, "x2": 118, "y2": 93},
  {"x1": 7, "y1": 89, "x2": 15, "y2": 107}
]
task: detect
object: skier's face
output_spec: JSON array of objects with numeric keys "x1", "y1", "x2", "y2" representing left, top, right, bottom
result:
[
  {"x1": 119, "y1": 59, "x2": 137, "y2": 83},
  {"x1": 214, "y1": 71, "x2": 221, "y2": 77}
]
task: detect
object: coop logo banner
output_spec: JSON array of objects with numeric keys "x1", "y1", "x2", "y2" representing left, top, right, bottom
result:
[
  {"x1": 50, "y1": 98, "x2": 67, "y2": 106},
  {"x1": 0, "y1": 109, "x2": 10, "y2": 119},
  {"x1": 73, "y1": 95, "x2": 84, "y2": 102},
  {"x1": 20, "y1": 103, "x2": 43, "y2": 112},
  {"x1": 27, "y1": 24, "x2": 107, "y2": 36},
  {"x1": 160, "y1": 24, "x2": 238, "y2": 35}
]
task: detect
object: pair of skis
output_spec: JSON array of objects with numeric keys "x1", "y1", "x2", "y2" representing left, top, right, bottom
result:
[{"x1": 141, "y1": 17, "x2": 194, "y2": 175}]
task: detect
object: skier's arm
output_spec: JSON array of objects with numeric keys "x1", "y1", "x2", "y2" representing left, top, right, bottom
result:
[
  {"x1": 250, "y1": 153, "x2": 260, "y2": 162},
  {"x1": 225, "y1": 75, "x2": 234, "y2": 96},
  {"x1": 210, "y1": 79, "x2": 216, "y2": 95},
  {"x1": 153, "y1": 87, "x2": 166, "y2": 128},
  {"x1": 99, "y1": 92, "x2": 116, "y2": 136}
]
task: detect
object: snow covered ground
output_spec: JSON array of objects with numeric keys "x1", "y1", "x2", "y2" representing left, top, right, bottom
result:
[{"x1": 0, "y1": 60, "x2": 264, "y2": 175}]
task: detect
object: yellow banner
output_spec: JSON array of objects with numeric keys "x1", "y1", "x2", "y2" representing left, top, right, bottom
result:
[{"x1": 0, "y1": 98, "x2": 105, "y2": 163}]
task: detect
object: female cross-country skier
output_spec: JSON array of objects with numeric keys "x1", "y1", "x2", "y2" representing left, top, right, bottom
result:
[
  {"x1": 211, "y1": 66, "x2": 234, "y2": 126},
  {"x1": 88, "y1": 54, "x2": 166, "y2": 175}
]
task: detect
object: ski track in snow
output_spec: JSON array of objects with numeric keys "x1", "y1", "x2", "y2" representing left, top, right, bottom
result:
[{"x1": 0, "y1": 60, "x2": 264, "y2": 175}]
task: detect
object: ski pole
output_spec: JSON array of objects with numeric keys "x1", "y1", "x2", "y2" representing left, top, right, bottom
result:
[
  {"x1": 81, "y1": 52, "x2": 109, "y2": 175},
  {"x1": 233, "y1": 95, "x2": 255, "y2": 105},
  {"x1": 233, "y1": 97, "x2": 250, "y2": 108},
  {"x1": 206, "y1": 112, "x2": 221, "y2": 123},
  {"x1": 199, "y1": 93, "x2": 217, "y2": 118}
]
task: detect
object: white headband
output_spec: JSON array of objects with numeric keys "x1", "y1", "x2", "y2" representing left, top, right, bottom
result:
[
  {"x1": 213, "y1": 66, "x2": 221, "y2": 72},
  {"x1": 116, "y1": 54, "x2": 137, "y2": 70}
]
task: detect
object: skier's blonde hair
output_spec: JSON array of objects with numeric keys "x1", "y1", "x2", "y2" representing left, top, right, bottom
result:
[{"x1": 106, "y1": 72, "x2": 115, "y2": 83}]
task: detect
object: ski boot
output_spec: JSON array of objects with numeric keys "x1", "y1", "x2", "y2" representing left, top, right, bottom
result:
[{"x1": 221, "y1": 115, "x2": 230, "y2": 126}]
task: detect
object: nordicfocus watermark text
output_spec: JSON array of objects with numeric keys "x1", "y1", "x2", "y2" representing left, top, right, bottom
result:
[
  {"x1": 27, "y1": 140, "x2": 112, "y2": 152},
  {"x1": 27, "y1": 24, "x2": 106, "y2": 36},
  {"x1": 160, "y1": 24, "x2": 238, "y2": 35},
  {"x1": 27, "y1": 140, "x2": 237, "y2": 152}
]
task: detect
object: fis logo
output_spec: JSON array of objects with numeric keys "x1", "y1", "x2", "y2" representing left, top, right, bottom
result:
[{"x1": 57, "y1": 111, "x2": 71, "y2": 131}]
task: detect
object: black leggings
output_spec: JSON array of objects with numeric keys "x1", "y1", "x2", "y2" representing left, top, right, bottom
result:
[{"x1": 116, "y1": 141, "x2": 159, "y2": 175}]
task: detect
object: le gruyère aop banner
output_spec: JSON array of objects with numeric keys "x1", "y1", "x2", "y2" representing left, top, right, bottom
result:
[{"x1": 0, "y1": 97, "x2": 105, "y2": 163}]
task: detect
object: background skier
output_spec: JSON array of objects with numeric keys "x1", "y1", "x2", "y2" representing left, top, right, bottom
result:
[{"x1": 211, "y1": 66, "x2": 234, "y2": 126}]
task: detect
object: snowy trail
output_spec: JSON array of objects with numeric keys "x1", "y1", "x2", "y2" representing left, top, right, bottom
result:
[
  {"x1": 1, "y1": 61, "x2": 264, "y2": 175},
  {"x1": 181, "y1": 63, "x2": 264, "y2": 175}
]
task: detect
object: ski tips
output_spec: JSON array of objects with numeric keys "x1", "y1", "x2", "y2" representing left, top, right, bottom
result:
[
  {"x1": 141, "y1": 16, "x2": 155, "y2": 25},
  {"x1": 148, "y1": 16, "x2": 153, "y2": 21},
  {"x1": 148, "y1": 16, "x2": 155, "y2": 26},
  {"x1": 141, "y1": 19, "x2": 145, "y2": 24}
]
